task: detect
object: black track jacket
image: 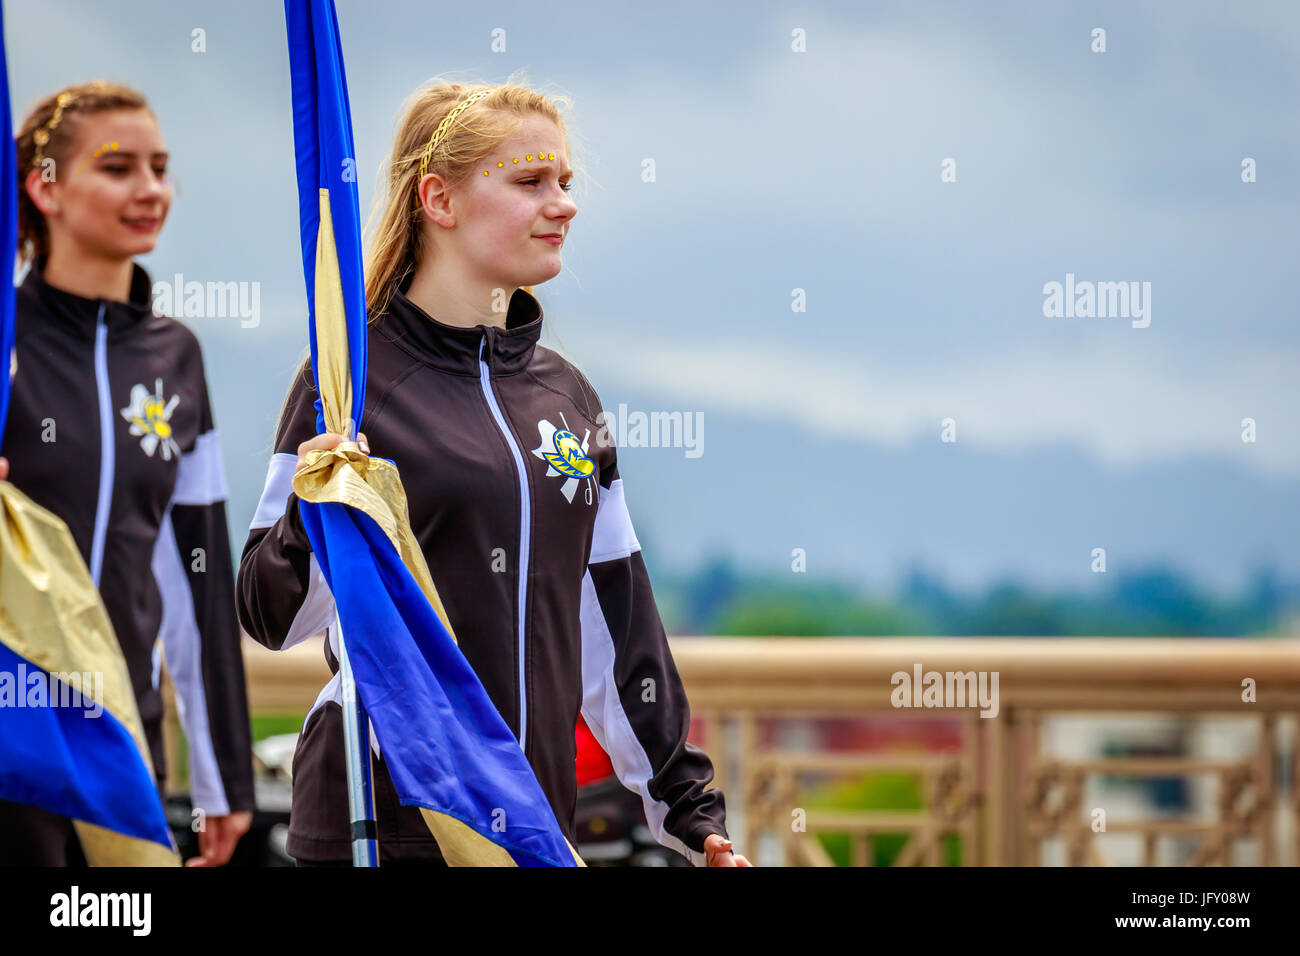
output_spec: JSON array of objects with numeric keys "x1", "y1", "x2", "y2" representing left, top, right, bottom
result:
[
  {"x1": 236, "y1": 282, "x2": 728, "y2": 864},
  {"x1": 6, "y1": 261, "x2": 254, "y2": 817}
]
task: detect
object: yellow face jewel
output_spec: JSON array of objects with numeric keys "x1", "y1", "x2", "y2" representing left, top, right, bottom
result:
[
  {"x1": 489, "y1": 155, "x2": 564, "y2": 176},
  {"x1": 76, "y1": 142, "x2": 120, "y2": 174}
]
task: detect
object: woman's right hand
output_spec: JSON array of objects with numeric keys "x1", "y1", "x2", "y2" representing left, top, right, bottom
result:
[
  {"x1": 0, "y1": 456, "x2": 9, "y2": 481},
  {"x1": 296, "y1": 432, "x2": 368, "y2": 472}
]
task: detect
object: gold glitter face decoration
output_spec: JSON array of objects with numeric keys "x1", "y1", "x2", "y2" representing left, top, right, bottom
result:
[
  {"x1": 75, "y1": 141, "x2": 121, "y2": 174},
  {"x1": 481, "y1": 151, "x2": 560, "y2": 177}
]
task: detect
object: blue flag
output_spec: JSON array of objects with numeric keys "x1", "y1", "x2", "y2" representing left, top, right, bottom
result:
[
  {"x1": 0, "y1": 0, "x2": 16, "y2": 438},
  {"x1": 283, "y1": 0, "x2": 580, "y2": 866}
]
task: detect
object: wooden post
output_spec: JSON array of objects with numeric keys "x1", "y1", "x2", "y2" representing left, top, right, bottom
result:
[
  {"x1": 1293, "y1": 716, "x2": 1300, "y2": 867},
  {"x1": 1259, "y1": 714, "x2": 1276, "y2": 866},
  {"x1": 984, "y1": 705, "x2": 1016, "y2": 865},
  {"x1": 1024, "y1": 711, "x2": 1042, "y2": 866},
  {"x1": 962, "y1": 711, "x2": 979, "y2": 866}
]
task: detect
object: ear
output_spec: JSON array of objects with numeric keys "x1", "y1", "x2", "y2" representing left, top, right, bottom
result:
[
  {"x1": 416, "y1": 172, "x2": 456, "y2": 229},
  {"x1": 24, "y1": 165, "x2": 60, "y2": 216}
]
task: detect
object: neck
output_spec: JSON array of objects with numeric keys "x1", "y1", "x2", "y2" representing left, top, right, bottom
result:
[
  {"x1": 43, "y1": 243, "x2": 135, "y2": 303},
  {"x1": 404, "y1": 252, "x2": 515, "y2": 330}
]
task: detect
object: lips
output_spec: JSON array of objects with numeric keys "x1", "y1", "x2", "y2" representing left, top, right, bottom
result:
[
  {"x1": 534, "y1": 234, "x2": 563, "y2": 244},
  {"x1": 123, "y1": 217, "x2": 161, "y2": 232}
]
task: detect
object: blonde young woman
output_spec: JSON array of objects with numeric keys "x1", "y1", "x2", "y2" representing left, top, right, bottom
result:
[
  {"x1": 237, "y1": 79, "x2": 749, "y2": 866},
  {"x1": 0, "y1": 82, "x2": 254, "y2": 866}
]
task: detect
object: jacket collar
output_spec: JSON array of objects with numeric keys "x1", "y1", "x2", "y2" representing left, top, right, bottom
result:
[
  {"x1": 18, "y1": 257, "x2": 156, "y2": 339},
  {"x1": 377, "y1": 277, "x2": 544, "y2": 377}
]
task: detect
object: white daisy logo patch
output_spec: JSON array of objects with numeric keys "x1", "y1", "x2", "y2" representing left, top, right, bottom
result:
[
  {"x1": 531, "y1": 413, "x2": 595, "y2": 505},
  {"x1": 121, "y1": 378, "x2": 181, "y2": 460}
]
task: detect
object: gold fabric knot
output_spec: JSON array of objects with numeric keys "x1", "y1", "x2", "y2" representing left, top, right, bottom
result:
[
  {"x1": 290, "y1": 441, "x2": 457, "y2": 642},
  {"x1": 302, "y1": 439, "x2": 372, "y2": 476}
]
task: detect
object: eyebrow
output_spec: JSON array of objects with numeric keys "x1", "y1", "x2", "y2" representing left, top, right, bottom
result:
[
  {"x1": 92, "y1": 151, "x2": 169, "y2": 161},
  {"x1": 514, "y1": 164, "x2": 573, "y2": 178}
]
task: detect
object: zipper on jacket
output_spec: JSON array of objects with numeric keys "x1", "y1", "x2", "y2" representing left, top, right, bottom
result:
[
  {"x1": 89, "y1": 303, "x2": 114, "y2": 588},
  {"x1": 478, "y1": 333, "x2": 531, "y2": 753}
]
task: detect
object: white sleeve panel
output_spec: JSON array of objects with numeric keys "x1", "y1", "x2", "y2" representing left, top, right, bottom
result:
[
  {"x1": 248, "y1": 451, "x2": 334, "y2": 649},
  {"x1": 283, "y1": 554, "x2": 336, "y2": 651},
  {"x1": 249, "y1": 452, "x2": 298, "y2": 530},
  {"x1": 588, "y1": 478, "x2": 641, "y2": 564},
  {"x1": 577, "y1": 569, "x2": 706, "y2": 867},
  {"x1": 172, "y1": 429, "x2": 230, "y2": 506},
  {"x1": 151, "y1": 511, "x2": 229, "y2": 816}
]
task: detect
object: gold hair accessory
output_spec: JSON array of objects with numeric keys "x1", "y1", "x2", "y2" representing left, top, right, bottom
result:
[
  {"x1": 418, "y1": 88, "x2": 496, "y2": 183},
  {"x1": 31, "y1": 81, "x2": 107, "y2": 169}
]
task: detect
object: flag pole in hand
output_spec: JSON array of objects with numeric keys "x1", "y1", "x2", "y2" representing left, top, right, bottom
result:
[{"x1": 336, "y1": 611, "x2": 377, "y2": 866}]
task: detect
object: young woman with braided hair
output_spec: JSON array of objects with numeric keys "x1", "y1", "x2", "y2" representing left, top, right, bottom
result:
[{"x1": 0, "y1": 81, "x2": 254, "y2": 866}]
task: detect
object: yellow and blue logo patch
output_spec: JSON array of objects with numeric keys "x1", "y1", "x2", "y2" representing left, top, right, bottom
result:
[
  {"x1": 531, "y1": 417, "x2": 596, "y2": 505},
  {"x1": 543, "y1": 429, "x2": 595, "y2": 479}
]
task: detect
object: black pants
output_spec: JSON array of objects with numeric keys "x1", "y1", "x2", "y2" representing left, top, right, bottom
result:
[{"x1": 0, "y1": 799, "x2": 89, "y2": 866}]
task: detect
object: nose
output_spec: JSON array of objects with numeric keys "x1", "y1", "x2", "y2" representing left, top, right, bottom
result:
[
  {"x1": 136, "y1": 169, "x2": 170, "y2": 201},
  {"x1": 546, "y1": 189, "x2": 577, "y2": 224}
]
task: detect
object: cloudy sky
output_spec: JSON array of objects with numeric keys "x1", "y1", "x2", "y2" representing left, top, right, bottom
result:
[{"x1": 6, "y1": 0, "x2": 1297, "y2": 596}]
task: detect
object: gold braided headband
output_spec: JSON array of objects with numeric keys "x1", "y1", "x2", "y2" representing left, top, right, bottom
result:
[
  {"x1": 31, "y1": 81, "x2": 107, "y2": 169},
  {"x1": 418, "y1": 88, "x2": 495, "y2": 183}
]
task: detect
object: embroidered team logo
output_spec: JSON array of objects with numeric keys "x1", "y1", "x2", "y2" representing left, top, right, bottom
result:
[
  {"x1": 121, "y1": 378, "x2": 181, "y2": 460},
  {"x1": 531, "y1": 414, "x2": 595, "y2": 505}
]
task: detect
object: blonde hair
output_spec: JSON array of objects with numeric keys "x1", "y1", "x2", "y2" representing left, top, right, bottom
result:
[
  {"x1": 363, "y1": 72, "x2": 586, "y2": 317},
  {"x1": 14, "y1": 81, "x2": 154, "y2": 269}
]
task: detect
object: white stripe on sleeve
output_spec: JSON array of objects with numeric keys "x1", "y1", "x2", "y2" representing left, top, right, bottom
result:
[
  {"x1": 173, "y1": 429, "x2": 229, "y2": 506},
  {"x1": 578, "y1": 569, "x2": 705, "y2": 867},
  {"x1": 249, "y1": 452, "x2": 298, "y2": 529},
  {"x1": 283, "y1": 554, "x2": 336, "y2": 651},
  {"x1": 588, "y1": 478, "x2": 641, "y2": 564},
  {"x1": 248, "y1": 453, "x2": 336, "y2": 650},
  {"x1": 152, "y1": 510, "x2": 229, "y2": 817}
]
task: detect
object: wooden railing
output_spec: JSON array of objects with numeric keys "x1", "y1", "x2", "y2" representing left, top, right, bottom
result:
[{"x1": 223, "y1": 636, "x2": 1300, "y2": 866}]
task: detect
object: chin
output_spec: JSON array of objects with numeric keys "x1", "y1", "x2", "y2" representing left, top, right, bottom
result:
[
  {"x1": 524, "y1": 260, "x2": 563, "y2": 285},
  {"x1": 117, "y1": 221, "x2": 165, "y2": 251},
  {"x1": 116, "y1": 237, "x2": 160, "y2": 258}
]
